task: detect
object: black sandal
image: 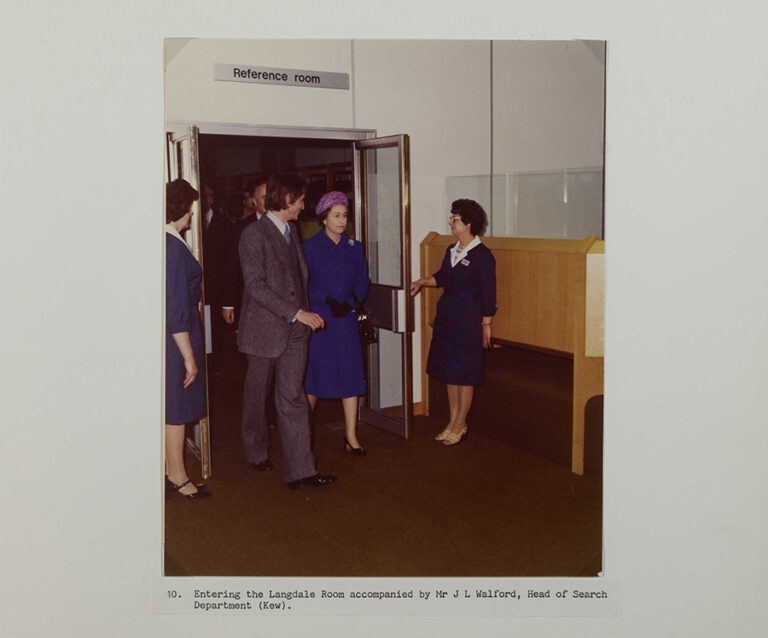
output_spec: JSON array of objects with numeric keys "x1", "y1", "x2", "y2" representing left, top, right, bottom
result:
[
  {"x1": 165, "y1": 478, "x2": 211, "y2": 500},
  {"x1": 166, "y1": 476, "x2": 207, "y2": 491}
]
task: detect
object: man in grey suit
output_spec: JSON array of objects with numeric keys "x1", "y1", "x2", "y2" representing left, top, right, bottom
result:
[{"x1": 237, "y1": 172, "x2": 336, "y2": 489}]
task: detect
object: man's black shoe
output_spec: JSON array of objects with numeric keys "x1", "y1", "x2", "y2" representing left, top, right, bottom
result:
[
  {"x1": 251, "y1": 459, "x2": 274, "y2": 472},
  {"x1": 288, "y1": 474, "x2": 337, "y2": 489}
]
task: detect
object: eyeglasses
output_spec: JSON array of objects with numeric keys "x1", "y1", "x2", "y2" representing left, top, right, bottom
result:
[{"x1": 448, "y1": 215, "x2": 462, "y2": 222}]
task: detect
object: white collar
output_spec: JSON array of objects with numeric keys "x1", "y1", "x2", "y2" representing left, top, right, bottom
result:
[
  {"x1": 204, "y1": 208, "x2": 213, "y2": 226},
  {"x1": 450, "y1": 235, "x2": 481, "y2": 265},
  {"x1": 266, "y1": 210, "x2": 289, "y2": 235},
  {"x1": 165, "y1": 223, "x2": 194, "y2": 254}
]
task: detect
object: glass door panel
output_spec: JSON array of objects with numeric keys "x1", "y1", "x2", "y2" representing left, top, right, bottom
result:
[
  {"x1": 364, "y1": 145, "x2": 403, "y2": 287},
  {"x1": 355, "y1": 135, "x2": 412, "y2": 438}
]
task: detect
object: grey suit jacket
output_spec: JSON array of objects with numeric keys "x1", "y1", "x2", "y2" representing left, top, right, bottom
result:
[{"x1": 236, "y1": 215, "x2": 310, "y2": 357}]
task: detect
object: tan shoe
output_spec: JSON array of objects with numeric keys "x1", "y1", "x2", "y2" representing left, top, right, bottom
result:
[
  {"x1": 434, "y1": 426, "x2": 452, "y2": 441},
  {"x1": 442, "y1": 426, "x2": 468, "y2": 446}
]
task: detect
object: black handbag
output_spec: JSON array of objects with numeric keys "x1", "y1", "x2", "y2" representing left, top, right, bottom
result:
[{"x1": 353, "y1": 294, "x2": 377, "y2": 345}]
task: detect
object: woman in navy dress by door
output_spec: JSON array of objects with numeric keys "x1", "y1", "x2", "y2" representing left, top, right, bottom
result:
[
  {"x1": 165, "y1": 178, "x2": 210, "y2": 499},
  {"x1": 410, "y1": 199, "x2": 496, "y2": 446},
  {"x1": 303, "y1": 191, "x2": 370, "y2": 455}
]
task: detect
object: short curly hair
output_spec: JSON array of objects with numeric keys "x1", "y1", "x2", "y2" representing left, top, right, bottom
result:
[
  {"x1": 451, "y1": 199, "x2": 487, "y2": 236},
  {"x1": 166, "y1": 179, "x2": 199, "y2": 223}
]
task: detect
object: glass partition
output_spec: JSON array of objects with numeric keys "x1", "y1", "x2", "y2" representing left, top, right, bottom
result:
[{"x1": 445, "y1": 168, "x2": 603, "y2": 239}]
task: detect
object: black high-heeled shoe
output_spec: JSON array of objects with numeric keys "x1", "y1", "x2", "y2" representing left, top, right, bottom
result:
[
  {"x1": 165, "y1": 478, "x2": 211, "y2": 500},
  {"x1": 344, "y1": 437, "x2": 367, "y2": 457},
  {"x1": 165, "y1": 476, "x2": 207, "y2": 494}
]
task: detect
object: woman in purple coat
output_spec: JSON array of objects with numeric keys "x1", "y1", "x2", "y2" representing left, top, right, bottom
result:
[
  {"x1": 303, "y1": 191, "x2": 370, "y2": 455},
  {"x1": 165, "y1": 179, "x2": 210, "y2": 499},
  {"x1": 410, "y1": 199, "x2": 496, "y2": 446}
]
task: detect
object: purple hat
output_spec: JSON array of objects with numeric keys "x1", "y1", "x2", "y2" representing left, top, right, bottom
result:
[{"x1": 315, "y1": 190, "x2": 348, "y2": 216}]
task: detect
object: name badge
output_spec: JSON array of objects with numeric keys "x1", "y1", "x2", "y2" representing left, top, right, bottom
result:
[
  {"x1": 348, "y1": 238, "x2": 354, "y2": 246},
  {"x1": 461, "y1": 259, "x2": 471, "y2": 266}
]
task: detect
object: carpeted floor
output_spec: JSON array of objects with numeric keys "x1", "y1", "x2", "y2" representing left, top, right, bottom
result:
[{"x1": 164, "y1": 341, "x2": 602, "y2": 577}]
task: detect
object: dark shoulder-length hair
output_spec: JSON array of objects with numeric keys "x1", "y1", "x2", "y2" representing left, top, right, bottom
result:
[
  {"x1": 452, "y1": 198, "x2": 488, "y2": 236},
  {"x1": 166, "y1": 179, "x2": 199, "y2": 223},
  {"x1": 265, "y1": 172, "x2": 307, "y2": 213}
]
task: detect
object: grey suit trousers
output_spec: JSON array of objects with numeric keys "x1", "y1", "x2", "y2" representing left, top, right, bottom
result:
[{"x1": 241, "y1": 324, "x2": 316, "y2": 483}]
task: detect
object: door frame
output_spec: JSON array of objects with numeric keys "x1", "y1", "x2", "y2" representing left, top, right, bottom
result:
[
  {"x1": 166, "y1": 122, "x2": 414, "y2": 477},
  {"x1": 167, "y1": 121, "x2": 377, "y2": 251}
]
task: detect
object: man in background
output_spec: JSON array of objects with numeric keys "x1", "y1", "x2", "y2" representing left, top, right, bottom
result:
[
  {"x1": 199, "y1": 182, "x2": 232, "y2": 448},
  {"x1": 201, "y1": 183, "x2": 229, "y2": 315}
]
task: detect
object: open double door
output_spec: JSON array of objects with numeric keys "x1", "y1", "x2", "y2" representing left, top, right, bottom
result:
[{"x1": 165, "y1": 125, "x2": 413, "y2": 478}]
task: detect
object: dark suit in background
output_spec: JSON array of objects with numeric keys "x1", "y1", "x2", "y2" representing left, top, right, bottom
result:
[
  {"x1": 237, "y1": 215, "x2": 316, "y2": 482},
  {"x1": 202, "y1": 208, "x2": 230, "y2": 313},
  {"x1": 220, "y1": 214, "x2": 259, "y2": 326},
  {"x1": 201, "y1": 208, "x2": 232, "y2": 366}
]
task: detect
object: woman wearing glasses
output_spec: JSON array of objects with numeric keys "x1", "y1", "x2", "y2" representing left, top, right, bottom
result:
[{"x1": 410, "y1": 199, "x2": 496, "y2": 446}]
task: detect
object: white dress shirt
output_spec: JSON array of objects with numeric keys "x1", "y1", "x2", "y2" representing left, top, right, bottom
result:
[
  {"x1": 265, "y1": 211, "x2": 300, "y2": 322},
  {"x1": 266, "y1": 210, "x2": 289, "y2": 236}
]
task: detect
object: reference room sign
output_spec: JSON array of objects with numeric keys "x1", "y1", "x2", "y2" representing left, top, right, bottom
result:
[{"x1": 214, "y1": 63, "x2": 349, "y2": 90}]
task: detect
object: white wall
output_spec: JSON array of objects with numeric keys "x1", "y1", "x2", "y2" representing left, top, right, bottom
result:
[
  {"x1": 165, "y1": 39, "x2": 354, "y2": 127},
  {"x1": 489, "y1": 41, "x2": 605, "y2": 238},
  {"x1": 492, "y1": 40, "x2": 605, "y2": 172}
]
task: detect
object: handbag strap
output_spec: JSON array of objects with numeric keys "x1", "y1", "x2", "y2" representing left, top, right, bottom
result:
[{"x1": 352, "y1": 293, "x2": 366, "y2": 321}]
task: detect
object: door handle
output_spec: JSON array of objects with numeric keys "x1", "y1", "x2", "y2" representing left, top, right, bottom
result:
[
  {"x1": 393, "y1": 289, "x2": 415, "y2": 334},
  {"x1": 394, "y1": 289, "x2": 406, "y2": 333},
  {"x1": 363, "y1": 284, "x2": 414, "y2": 333}
]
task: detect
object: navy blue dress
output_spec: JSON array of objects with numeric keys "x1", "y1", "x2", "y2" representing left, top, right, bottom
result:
[
  {"x1": 426, "y1": 242, "x2": 497, "y2": 386},
  {"x1": 303, "y1": 231, "x2": 370, "y2": 398},
  {"x1": 165, "y1": 233, "x2": 207, "y2": 424}
]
